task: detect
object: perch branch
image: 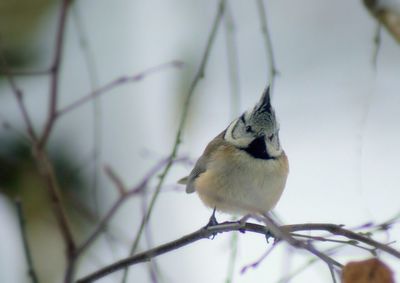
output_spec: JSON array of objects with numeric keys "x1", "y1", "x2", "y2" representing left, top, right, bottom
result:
[{"x1": 77, "y1": 220, "x2": 400, "y2": 283}]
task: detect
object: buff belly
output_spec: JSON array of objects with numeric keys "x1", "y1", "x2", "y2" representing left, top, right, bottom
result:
[{"x1": 194, "y1": 146, "x2": 288, "y2": 215}]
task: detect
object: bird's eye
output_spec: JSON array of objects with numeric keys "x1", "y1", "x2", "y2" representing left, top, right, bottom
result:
[
  {"x1": 245, "y1": 125, "x2": 252, "y2": 133},
  {"x1": 268, "y1": 134, "x2": 274, "y2": 141}
]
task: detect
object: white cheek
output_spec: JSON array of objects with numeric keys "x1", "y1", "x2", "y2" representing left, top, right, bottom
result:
[
  {"x1": 233, "y1": 137, "x2": 253, "y2": 148},
  {"x1": 225, "y1": 120, "x2": 252, "y2": 148},
  {"x1": 266, "y1": 142, "x2": 282, "y2": 158}
]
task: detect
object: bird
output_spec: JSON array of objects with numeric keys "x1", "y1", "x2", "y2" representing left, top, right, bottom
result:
[{"x1": 179, "y1": 86, "x2": 288, "y2": 220}]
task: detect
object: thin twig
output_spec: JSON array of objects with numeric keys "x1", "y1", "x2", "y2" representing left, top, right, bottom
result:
[
  {"x1": 71, "y1": 2, "x2": 102, "y2": 221},
  {"x1": 0, "y1": 52, "x2": 38, "y2": 141},
  {"x1": 290, "y1": 233, "x2": 376, "y2": 254},
  {"x1": 283, "y1": 223, "x2": 400, "y2": 259},
  {"x1": 2, "y1": 3, "x2": 77, "y2": 281},
  {"x1": 32, "y1": 150, "x2": 77, "y2": 278},
  {"x1": 277, "y1": 255, "x2": 319, "y2": 283},
  {"x1": 225, "y1": 229, "x2": 239, "y2": 283},
  {"x1": 15, "y1": 200, "x2": 40, "y2": 283},
  {"x1": 57, "y1": 60, "x2": 183, "y2": 117},
  {"x1": 240, "y1": 242, "x2": 277, "y2": 274},
  {"x1": 224, "y1": 2, "x2": 241, "y2": 119},
  {"x1": 372, "y1": 23, "x2": 382, "y2": 69},
  {"x1": 256, "y1": 0, "x2": 278, "y2": 91},
  {"x1": 259, "y1": 215, "x2": 343, "y2": 274},
  {"x1": 75, "y1": 158, "x2": 188, "y2": 257},
  {"x1": 141, "y1": 188, "x2": 162, "y2": 283},
  {"x1": 122, "y1": 1, "x2": 227, "y2": 281},
  {"x1": 104, "y1": 165, "x2": 127, "y2": 196},
  {"x1": 223, "y1": 5, "x2": 241, "y2": 282},
  {"x1": 39, "y1": 0, "x2": 72, "y2": 149}
]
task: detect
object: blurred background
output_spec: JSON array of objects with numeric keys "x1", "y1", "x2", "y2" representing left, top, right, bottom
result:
[{"x1": 1, "y1": 0, "x2": 400, "y2": 282}]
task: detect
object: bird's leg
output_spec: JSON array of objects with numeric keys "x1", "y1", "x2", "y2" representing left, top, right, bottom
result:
[
  {"x1": 206, "y1": 207, "x2": 218, "y2": 227},
  {"x1": 205, "y1": 207, "x2": 219, "y2": 240}
]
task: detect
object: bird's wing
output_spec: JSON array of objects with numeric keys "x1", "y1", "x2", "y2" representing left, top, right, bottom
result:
[
  {"x1": 185, "y1": 156, "x2": 208, "y2": 193},
  {"x1": 180, "y1": 131, "x2": 226, "y2": 194}
]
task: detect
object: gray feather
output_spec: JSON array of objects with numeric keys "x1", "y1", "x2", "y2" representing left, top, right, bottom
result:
[
  {"x1": 185, "y1": 156, "x2": 208, "y2": 193},
  {"x1": 180, "y1": 131, "x2": 226, "y2": 194}
]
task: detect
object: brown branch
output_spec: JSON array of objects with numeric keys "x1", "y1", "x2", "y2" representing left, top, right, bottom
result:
[
  {"x1": 259, "y1": 214, "x2": 343, "y2": 280},
  {"x1": 57, "y1": 60, "x2": 183, "y2": 117},
  {"x1": 104, "y1": 166, "x2": 127, "y2": 196},
  {"x1": 240, "y1": 242, "x2": 277, "y2": 274},
  {"x1": 38, "y1": 0, "x2": 72, "y2": 149},
  {"x1": 77, "y1": 220, "x2": 400, "y2": 283},
  {"x1": 33, "y1": 150, "x2": 77, "y2": 253},
  {"x1": 74, "y1": 158, "x2": 189, "y2": 257},
  {"x1": 256, "y1": 0, "x2": 278, "y2": 90},
  {"x1": 284, "y1": 223, "x2": 400, "y2": 259},
  {"x1": 124, "y1": 3, "x2": 227, "y2": 278},
  {"x1": 15, "y1": 200, "x2": 40, "y2": 283},
  {"x1": 0, "y1": 52, "x2": 38, "y2": 141}
]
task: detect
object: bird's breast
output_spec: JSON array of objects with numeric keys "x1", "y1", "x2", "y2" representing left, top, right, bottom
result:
[{"x1": 195, "y1": 144, "x2": 288, "y2": 215}]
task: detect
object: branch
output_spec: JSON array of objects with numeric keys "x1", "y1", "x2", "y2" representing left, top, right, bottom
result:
[
  {"x1": 224, "y1": 1, "x2": 241, "y2": 118},
  {"x1": 284, "y1": 223, "x2": 400, "y2": 259},
  {"x1": 57, "y1": 60, "x2": 183, "y2": 117},
  {"x1": 240, "y1": 242, "x2": 277, "y2": 274},
  {"x1": 39, "y1": 0, "x2": 72, "y2": 149},
  {"x1": 2, "y1": 3, "x2": 77, "y2": 282},
  {"x1": 256, "y1": 0, "x2": 278, "y2": 91},
  {"x1": 372, "y1": 23, "x2": 382, "y2": 69},
  {"x1": 77, "y1": 220, "x2": 400, "y2": 283},
  {"x1": 32, "y1": 150, "x2": 77, "y2": 254},
  {"x1": 71, "y1": 3, "x2": 102, "y2": 221},
  {"x1": 0, "y1": 51, "x2": 38, "y2": 141},
  {"x1": 259, "y1": 214, "x2": 343, "y2": 279},
  {"x1": 15, "y1": 200, "x2": 40, "y2": 283},
  {"x1": 122, "y1": 1, "x2": 227, "y2": 280},
  {"x1": 78, "y1": 221, "x2": 259, "y2": 283},
  {"x1": 75, "y1": 157, "x2": 189, "y2": 257}
]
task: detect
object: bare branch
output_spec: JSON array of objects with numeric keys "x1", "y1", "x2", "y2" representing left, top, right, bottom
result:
[
  {"x1": 256, "y1": 0, "x2": 278, "y2": 90},
  {"x1": 75, "y1": 157, "x2": 189, "y2": 257},
  {"x1": 39, "y1": 0, "x2": 72, "y2": 149},
  {"x1": 77, "y1": 219, "x2": 400, "y2": 283},
  {"x1": 32, "y1": 150, "x2": 77, "y2": 254},
  {"x1": 78, "y1": 221, "x2": 256, "y2": 283},
  {"x1": 124, "y1": 3, "x2": 227, "y2": 275},
  {"x1": 57, "y1": 60, "x2": 183, "y2": 117},
  {"x1": 283, "y1": 223, "x2": 400, "y2": 259},
  {"x1": 15, "y1": 200, "x2": 40, "y2": 283},
  {"x1": 259, "y1": 214, "x2": 343, "y2": 274},
  {"x1": 372, "y1": 23, "x2": 382, "y2": 69},
  {"x1": 104, "y1": 165, "x2": 127, "y2": 196},
  {"x1": 224, "y1": 2, "x2": 241, "y2": 118},
  {"x1": 240, "y1": 242, "x2": 277, "y2": 274},
  {"x1": 0, "y1": 52, "x2": 38, "y2": 141},
  {"x1": 71, "y1": 2, "x2": 103, "y2": 221}
]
